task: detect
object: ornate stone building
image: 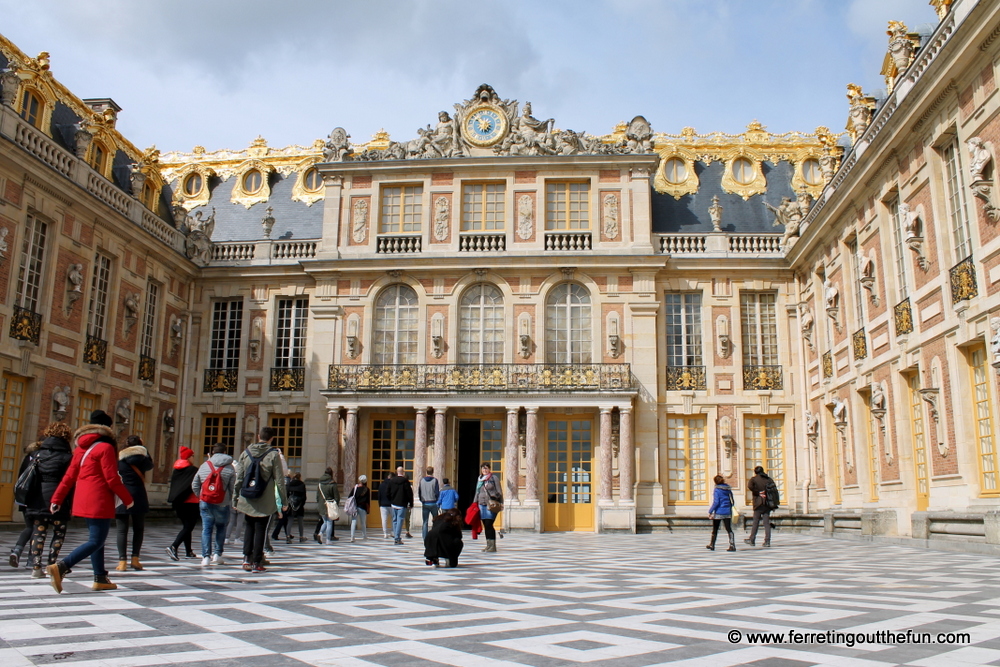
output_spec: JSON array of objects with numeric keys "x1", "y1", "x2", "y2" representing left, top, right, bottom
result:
[{"x1": 1, "y1": 0, "x2": 999, "y2": 549}]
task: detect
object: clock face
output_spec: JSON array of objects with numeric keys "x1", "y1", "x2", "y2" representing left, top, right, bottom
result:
[{"x1": 462, "y1": 106, "x2": 507, "y2": 147}]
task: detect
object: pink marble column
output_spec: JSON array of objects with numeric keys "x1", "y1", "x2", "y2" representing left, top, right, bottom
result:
[
  {"x1": 525, "y1": 407, "x2": 539, "y2": 501},
  {"x1": 326, "y1": 407, "x2": 341, "y2": 482},
  {"x1": 433, "y1": 407, "x2": 447, "y2": 481},
  {"x1": 620, "y1": 406, "x2": 635, "y2": 502},
  {"x1": 505, "y1": 407, "x2": 520, "y2": 502},
  {"x1": 599, "y1": 407, "x2": 613, "y2": 501},
  {"x1": 414, "y1": 407, "x2": 428, "y2": 480},
  {"x1": 343, "y1": 407, "x2": 359, "y2": 487}
]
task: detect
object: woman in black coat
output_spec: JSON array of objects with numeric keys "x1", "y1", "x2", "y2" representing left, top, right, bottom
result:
[
  {"x1": 23, "y1": 423, "x2": 73, "y2": 578},
  {"x1": 285, "y1": 473, "x2": 307, "y2": 543},
  {"x1": 423, "y1": 509, "x2": 464, "y2": 568},
  {"x1": 115, "y1": 436, "x2": 154, "y2": 571}
]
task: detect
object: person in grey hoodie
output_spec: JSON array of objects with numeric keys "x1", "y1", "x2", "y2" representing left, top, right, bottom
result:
[
  {"x1": 234, "y1": 428, "x2": 286, "y2": 573},
  {"x1": 192, "y1": 443, "x2": 236, "y2": 566}
]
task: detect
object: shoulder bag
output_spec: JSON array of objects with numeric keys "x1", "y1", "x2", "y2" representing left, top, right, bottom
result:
[{"x1": 319, "y1": 484, "x2": 340, "y2": 521}]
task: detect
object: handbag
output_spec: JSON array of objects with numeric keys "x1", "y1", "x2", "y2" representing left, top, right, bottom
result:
[
  {"x1": 319, "y1": 484, "x2": 340, "y2": 521},
  {"x1": 487, "y1": 499, "x2": 502, "y2": 513},
  {"x1": 729, "y1": 490, "x2": 740, "y2": 523}
]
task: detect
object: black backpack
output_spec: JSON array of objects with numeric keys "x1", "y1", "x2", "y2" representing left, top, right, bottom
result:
[
  {"x1": 764, "y1": 478, "x2": 780, "y2": 510},
  {"x1": 13, "y1": 454, "x2": 39, "y2": 506},
  {"x1": 240, "y1": 448, "x2": 276, "y2": 499}
]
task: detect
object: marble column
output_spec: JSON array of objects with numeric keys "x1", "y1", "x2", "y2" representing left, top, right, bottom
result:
[
  {"x1": 433, "y1": 407, "x2": 447, "y2": 481},
  {"x1": 326, "y1": 407, "x2": 341, "y2": 483},
  {"x1": 343, "y1": 407, "x2": 359, "y2": 489},
  {"x1": 414, "y1": 407, "x2": 428, "y2": 480},
  {"x1": 620, "y1": 406, "x2": 635, "y2": 502},
  {"x1": 525, "y1": 407, "x2": 539, "y2": 501},
  {"x1": 505, "y1": 407, "x2": 520, "y2": 502},
  {"x1": 599, "y1": 406, "x2": 613, "y2": 501}
]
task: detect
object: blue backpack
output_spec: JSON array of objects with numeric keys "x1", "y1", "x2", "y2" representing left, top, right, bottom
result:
[{"x1": 240, "y1": 448, "x2": 276, "y2": 499}]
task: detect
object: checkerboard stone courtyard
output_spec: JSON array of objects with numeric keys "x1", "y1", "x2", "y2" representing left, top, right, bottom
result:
[{"x1": 1, "y1": 526, "x2": 999, "y2": 666}]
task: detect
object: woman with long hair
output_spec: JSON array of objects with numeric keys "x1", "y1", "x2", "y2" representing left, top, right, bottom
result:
[
  {"x1": 474, "y1": 463, "x2": 503, "y2": 553},
  {"x1": 23, "y1": 423, "x2": 73, "y2": 578},
  {"x1": 348, "y1": 475, "x2": 370, "y2": 542},
  {"x1": 706, "y1": 474, "x2": 736, "y2": 552}
]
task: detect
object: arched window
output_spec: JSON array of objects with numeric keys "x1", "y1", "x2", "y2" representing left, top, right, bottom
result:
[
  {"x1": 459, "y1": 284, "x2": 504, "y2": 364},
  {"x1": 89, "y1": 142, "x2": 108, "y2": 175},
  {"x1": 373, "y1": 284, "x2": 418, "y2": 364},
  {"x1": 545, "y1": 283, "x2": 591, "y2": 364},
  {"x1": 19, "y1": 90, "x2": 41, "y2": 128},
  {"x1": 183, "y1": 173, "x2": 203, "y2": 197},
  {"x1": 243, "y1": 169, "x2": 263, "y2": 194}
]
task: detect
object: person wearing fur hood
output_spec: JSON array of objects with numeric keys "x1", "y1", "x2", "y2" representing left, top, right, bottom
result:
[
  {"x1": 115, "y1": 436, "x2": 153, "y2": 572},
  {"x1": 23, "y1": 422, "x2": 73, "y2": 578},
  {"x1": 48, "y1": 410, "x2": 134, "y2": 593}
]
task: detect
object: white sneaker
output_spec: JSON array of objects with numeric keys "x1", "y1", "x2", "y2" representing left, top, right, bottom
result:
[
  {"x1": 200, "y1": 557, "x2": 210, "y2": 567},
  {"x1": 211, "y1": 554, "x2": 224, "y2": 565}
]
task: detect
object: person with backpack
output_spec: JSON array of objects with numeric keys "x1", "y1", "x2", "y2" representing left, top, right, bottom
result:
[
  {"x1": 10, "y1": 441, "x2": 42, "y2": 569},
  {"x1": 418, "y1": 466, "x2": 440, "y2": 540},
  {"x1": 48, "y1": 410, "x2": 134, "y2": 593},
  {"x1": 166, "y1": 447, "x2": 200, "y2": 561},
  {"x1": 746, "y1": 465, "x2": 778, "y2": 548},
  {"x1": 234, "y1": 427, "x2": 286, "y2": 572},
  {"x1": 114, "y1": 435, "x2": 154, "y2": 572},
  {"x1": 706, "y1": 474, "x2": 737, "y2": 552},
  {"x1": 347, "y1": 475, "x2": 370, "y2": 542},
  {"x1": 192, "y1": 443, "x2": 235, "y2": 566},
  {"x1": 284, "y1": 472, "x2": 307, "y2": 543},
  {"x1": 23, "y1": 423, "x2": 73, "y2": 578}
]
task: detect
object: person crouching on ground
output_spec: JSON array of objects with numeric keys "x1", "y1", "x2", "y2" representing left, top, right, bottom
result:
[
  {"x1": 424, "y1": 508, "x2": 464, "y2": 568},
  {"x1": 48, "y1": 410, "x2": 134, "y2": 593},
  {"x1": 115, "y1": 435, "x2": 153, "y2": 571},
  {"x1": 706, "y1": 474, "x2": 736, "y2": 552},
  {"x1": 192, "y1": 443, "x2": 235, "y2": 566}
]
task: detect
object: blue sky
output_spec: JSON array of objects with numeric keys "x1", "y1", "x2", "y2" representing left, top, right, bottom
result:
[{"x1": 0, "y1": 0, "x2": 936, "y2": 153}]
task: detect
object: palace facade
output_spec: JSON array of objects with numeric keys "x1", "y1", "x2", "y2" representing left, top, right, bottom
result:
[{"x1": 2, "y1": 0, "x2": 1000, "y2": 549}]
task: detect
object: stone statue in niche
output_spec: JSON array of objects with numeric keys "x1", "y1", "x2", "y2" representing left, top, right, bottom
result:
[
  {"x1": 169, "y1": 315, "x2": 184, "y2": 355},
  {"x1": 990, "y1": 317, "x2": 1000, "y2": 368},
  {"x1": 352, "y1": 199, "x2": 368, "y2": 244},
  {"x1": 323, "y1": 127, "x2": 353, "y2": 162},
  {"x1": 434, "y1": 197, "x2": 449, "y2": 241},
  {"x1": 800, "y1": 307, "x2": 815, "y2": 350},
  {"x1": 52, "y1": 386, "x2": 71, "y2": 421},
  {"x1": 66, "y1": 263, "x2": 84, "y2": 311},
  {"x1": 115, "y1": 398, "x2": 131, "y2": 425},
  {"x1": 517, "y1": 195, "x2": 533, "y2": 240},
  {"x1": 602, "y1": 194, "x2": 619, "y2": 240},
  {"x1": 805, "y1": 410, "x2": 819, "y2": 438},
  {"x1": 0, "y1": 227, "x2": 8, "y2": 263},
  {"x1": 163, "y1": 408, "x2": 175, "y2": 433},
  {"x1": 824, "y1": 279, "x2": 839, "y2": 310},
  {"x1": 831, "y1": 395, "x2": 848, "y2": 425},
  {"x1": 123, "y1": 292, "x2": 140, "y2": 336},
  {"x1": 870, "y1": 381, "x2": 886, "y2": 411},
  {"x1": 900, "y1": 203, "x2": 918, "y2": 240},
  {"x1": 968, "y1": 136, "x2": 992, "y2": 182},
  {"x1": 858, "y1": 251, "x2": 874, "y2": 281},
  {"x1": 184, "y1": 207, "x2": 216, "y2": 266}
]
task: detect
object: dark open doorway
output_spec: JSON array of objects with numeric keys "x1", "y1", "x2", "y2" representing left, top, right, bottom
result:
[{"x1": 457, "y1": 420, "x2": 481, "y2": 523}]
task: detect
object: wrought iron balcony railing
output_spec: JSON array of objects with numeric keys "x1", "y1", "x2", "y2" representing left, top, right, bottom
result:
[
  {"x1": 83, "y1": 334, "x2": 107, "y2": 367},
  {"x1": 9, "y1": 305, "x2": 41, "y2": 345},
  {"x1": 950, "y1": 255, "x2": 977, "y2": 302},
  {"x1": 270, "y1": 366, "x2": 306, "y2": 392},
  {"x1": 894, "y1": 298, "x2": 914, "y2": 335},
  {"x1": 853, "y1": 328, "x2": 867, "y2": 361},
  {"x1": 742, "y1": 365, "x2": 783, "y2": 391},
  {"x1": 327, "y1": 363, "x2": 634, "y2": 392},
  {"x1": 665, "y1": 365, "x2": 707, "y2": 391},
  {"x1": 138, "y1": 354, "x2": 156, "y2": 383},
  {"x1": 204, "y1": 368, "x2": 239, "y2": 393}
]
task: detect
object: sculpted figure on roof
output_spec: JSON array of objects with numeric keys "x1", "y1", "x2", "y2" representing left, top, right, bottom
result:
[{"x1": 323, "y1": 127, "x2": 353, "y2": 162}]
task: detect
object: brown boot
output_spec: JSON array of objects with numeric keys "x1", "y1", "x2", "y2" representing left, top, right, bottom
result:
[
  {"x1": 115, "y1": 560, "x2": 128, "y2": 572},
  {"x1": 130, "y1": 557, "x2": 143, "y2": 571},
  {"x1": 92, "y1": 574, "x2": 117, "y2": 591},
  {"x1": 47, "y1": 561, "x2": 69, "y2": 594}
]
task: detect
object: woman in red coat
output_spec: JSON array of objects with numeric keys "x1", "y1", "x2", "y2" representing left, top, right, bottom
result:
[{"x1": 47, "y1": 412, "x2": 133, "y2": 593}]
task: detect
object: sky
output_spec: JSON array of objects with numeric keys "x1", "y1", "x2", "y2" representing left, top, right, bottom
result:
[{"x1": 0, "y1": 0, "x2": 937, "y2": 154}]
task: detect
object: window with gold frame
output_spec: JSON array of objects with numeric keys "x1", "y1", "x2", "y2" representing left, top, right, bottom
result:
[
  {"x1": 202, "y1": 414, "x2": 237, "y2": 458},
  {"x1": 970, "y1": 346, "x2": 999, "y2": 495},
  {"x1": 269, "y1": 414, "x2": 304, "y2": 473},
  {"x1": 380, "y1": 185, "x2": 423, "y2": 234},
  {"x1": 0, "y1": 374, "x2": 27, "y2": 486},
  {"x1": 462, "y1": 182, "x2": 506, "y2": 231},
  {"x1": 89, "y1": 142, "x2": 110, "y2": 177},
  {"x1": 19, "y1": 89, "x2": 42, "y2": 128},
  {"x1": 665, "y1": 416, "x2": 707, "y2": 504},
  {"x1": 75, "y1": 392, "x2": 99, "y2": 431},
  {"x1": 545, "y1": 181, "x2": 590, "y2": 230},
  {"x1": 744, "y1": 416, "x2": 784, "y2": 501}
]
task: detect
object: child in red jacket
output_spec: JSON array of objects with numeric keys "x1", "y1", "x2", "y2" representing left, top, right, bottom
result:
[{"x1": 48, "y1": 411, "x2": 133, "y2": 593}]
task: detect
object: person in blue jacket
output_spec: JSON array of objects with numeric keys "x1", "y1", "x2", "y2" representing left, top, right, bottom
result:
[
  {"x1": 706, "y1": 474, "x2": 736, "y2": 552},
  {"x1": 438, "y1": 478, "x2": 458, "y2": 511}
]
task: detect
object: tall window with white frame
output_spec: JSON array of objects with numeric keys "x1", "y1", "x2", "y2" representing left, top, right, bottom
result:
[
  {"x1": 459, "y1": 284, "x2": 504, "y2": 364},
  {"x1": 83, "y1": 253, "x2": 112, "y2": 367},
  {"x1": 272, "y1": 297, "x2": 309, "y2": 391},
  {"x1": 664, "y1": 293, "x2": 703, "y2": 390},
  {"x1": 744, "y1": 416, "x2": 784, "y2": 500},
  {"x1": 545, "y1": 283, "x2": 592, "y2": 364},
  {"x1": 971, "y1": 346, "x2": 998, "y2": 495},
  {"x1": 11, "y1": 213, "x2": 47, "y2": 345},
  {"x1": 740, "y1": 292, "x2": 780, "y2": 390},
  {"x1": 888, "y1": 198, "x2": 909, "y2": 302},
  {"x1": 138, "y1": 281, "x2": 159, "y2": 382},
  {"x1": 205, "y1": 300, "x2": 243, "y2": 392},
  {"x1": 373, "y1": 285, "x2": 418, "y2": 365},
  {"x1": 943, "y1": 140, "x2": 973, "y2": 262}
]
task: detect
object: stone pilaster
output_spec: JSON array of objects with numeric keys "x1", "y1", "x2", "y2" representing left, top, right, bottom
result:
[
  {"x1": 619, "y1": 406, "x2": 634, "y2": 502},
  {"x1": 525, "y1": 407, "x2": 539, "y2": 501},
  {"x1": 433, "y1": 406, "x2": 447, "y2": 482},
  {"x1": 505, "y1": 407, "x2": 520, "y2": 502},
  {"x1": 343, "y1": 407, "x2": 359, "y2": 490},
  {"x1": 599, "y1": 406, "x2": 613, "y2": 502},
  {"x1": 414, "y1": 406, "x2": 428, "y2": 483},
  {"x1": 326, "y1": 406, "x2": 341, "y2": 482}
]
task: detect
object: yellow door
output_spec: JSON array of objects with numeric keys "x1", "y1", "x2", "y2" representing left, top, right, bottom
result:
[
  {"x1": 0, "y1": 374, "x2": 27, "y2": 522},
  {"x1": 543, "y1": 418, "x2": 594, "y2": 531},
  {"x1": 908, "y1": 374, "x2": 930, "y2": 512}
]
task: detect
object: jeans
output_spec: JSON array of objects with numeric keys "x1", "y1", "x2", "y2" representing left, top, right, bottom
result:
[
  {"x1": 116, "y1": 514, "x2": 145, "y2": 560},
  {"x1": 380, "y1": 506, "x2": 391, "y2": 536},
  {"x1": 242, "y1": 514, "x2": 269, "y2": 566},
  {"x1": 421, "y1": 503, "x2": 438, "y2": 539},
  {"x1": 391, "y1": 506, "x2": 405, "y2": 541},
  {"x1": 350, "y1": 508, "x2": 368, "y2": 540},
  {"x1": 320, "y1": 515, "x2": 333, "y2": 542},
  {"x1": 63, "y1": 517, "x2": 111, "y2": 576},
  {"x1": 199, "y1": 502, "x2": 229, "y2": 557}
]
